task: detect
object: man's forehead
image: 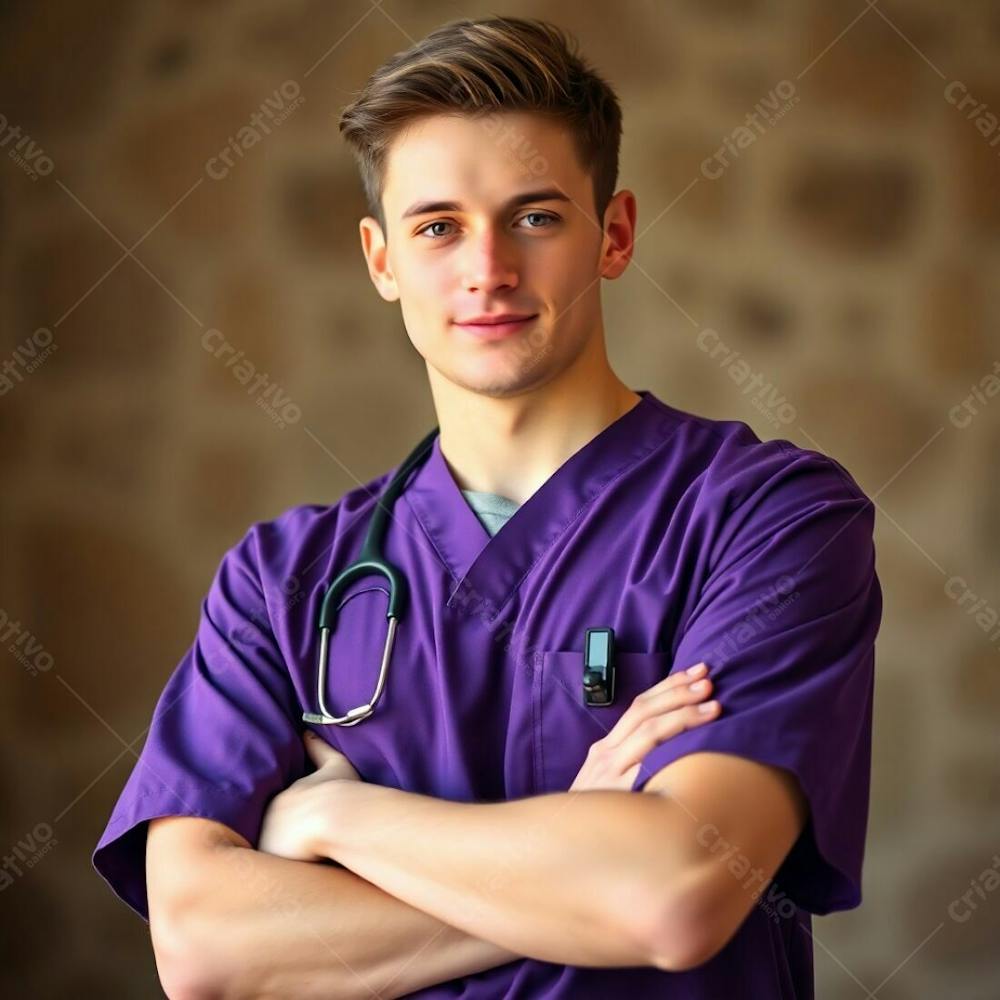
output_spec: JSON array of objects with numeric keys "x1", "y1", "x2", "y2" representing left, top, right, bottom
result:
[{"x1": 383, "y1": 112, "x2": 584, "y2": 213}]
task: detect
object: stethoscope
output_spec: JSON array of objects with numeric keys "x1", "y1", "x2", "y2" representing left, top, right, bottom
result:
[
  {"x1": 301, "y1": 427, "x2": 620, "y2": 726},
  {"x1": 303, "y1": 427, "x2": 440, "y2": 726}
]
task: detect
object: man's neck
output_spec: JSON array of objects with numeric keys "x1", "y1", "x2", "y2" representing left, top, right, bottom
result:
[{"x1": 430, "y1": 369, "x2": 641, "y2": 505}]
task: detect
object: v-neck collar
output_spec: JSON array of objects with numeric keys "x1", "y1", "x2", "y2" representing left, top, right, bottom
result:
[{"x1": 402, "y1": 389, "x2": 677, "y2": 621}]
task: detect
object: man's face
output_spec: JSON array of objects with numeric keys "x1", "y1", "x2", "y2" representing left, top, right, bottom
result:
[{"x1": 360, "y1": 111, "x2": 632, "y2": 399}]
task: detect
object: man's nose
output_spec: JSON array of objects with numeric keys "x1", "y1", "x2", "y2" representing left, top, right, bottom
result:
[{"x1": 461, "y1": 227, "x2": 519, "y2": 294}]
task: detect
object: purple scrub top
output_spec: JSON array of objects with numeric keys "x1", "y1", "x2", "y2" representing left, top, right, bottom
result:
[{"x1": 93, "y1": 389, "x2": 882, "y2": 999}]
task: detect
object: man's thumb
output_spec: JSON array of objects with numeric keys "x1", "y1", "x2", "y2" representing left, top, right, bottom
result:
[{"x1": 303, "y1": 730, "x2": 333, "y2": 765}]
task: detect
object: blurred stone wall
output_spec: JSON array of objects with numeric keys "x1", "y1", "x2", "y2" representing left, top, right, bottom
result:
[{"x1": 1, "y1": 1, "x2": 998, "y2": 997}]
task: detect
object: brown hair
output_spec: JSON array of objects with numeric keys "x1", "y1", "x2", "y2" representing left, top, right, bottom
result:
[{"x1": 338, "y1": 16, "x2": 623, "y2": 235}]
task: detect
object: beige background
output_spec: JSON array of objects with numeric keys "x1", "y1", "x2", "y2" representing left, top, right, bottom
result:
[{"x1": 1, "y1": 1, "x2": 998, "y2": 996}]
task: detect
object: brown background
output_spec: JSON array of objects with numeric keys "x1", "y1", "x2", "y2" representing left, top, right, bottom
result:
[{"x1": 1, "y1": 1, "x2": 998, "y2": 996}]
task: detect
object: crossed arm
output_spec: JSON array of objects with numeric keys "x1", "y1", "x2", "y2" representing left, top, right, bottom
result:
[{"x1": 149, "y1": 752, "x2": 807, "y2": 998}]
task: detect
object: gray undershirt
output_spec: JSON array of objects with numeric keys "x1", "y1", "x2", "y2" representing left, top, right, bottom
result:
[{"x1": 461, "y1": 489, "x2": 521, "y2": 537}]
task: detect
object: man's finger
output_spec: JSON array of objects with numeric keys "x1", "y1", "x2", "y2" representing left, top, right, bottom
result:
[{"x1": 303, "y1": 730, "x2": 339, "y2": 766}]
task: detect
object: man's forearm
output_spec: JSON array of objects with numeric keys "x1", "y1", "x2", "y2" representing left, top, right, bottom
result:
[
  {"x1": 317, "y1": 784, "x2": 676, "y2": 968},
  {"x1": 165, "y1": 842, "x2": 521, "y2": 999}
]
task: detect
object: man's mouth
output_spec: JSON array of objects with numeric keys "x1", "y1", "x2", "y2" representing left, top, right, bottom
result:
[{"x1": 453, "y1": 314, "x2": 539, "y2": 340}]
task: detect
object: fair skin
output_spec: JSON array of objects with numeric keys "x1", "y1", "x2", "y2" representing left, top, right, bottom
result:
[
  {"x1": 358, "y1": 110, "x2": 641, "y2": 503},
  {"x1": 149, "y1": 110, "x2": 807, "y2": 998},
  {"x1": 152, "y1": 669, "x2": 729, "y2": 998}
]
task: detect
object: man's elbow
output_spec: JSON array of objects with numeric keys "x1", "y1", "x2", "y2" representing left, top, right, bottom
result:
[
  {"x1": 157, "y1": 963, "x2": 220, "y2": 1000},
  {"x1": 147, "y1": 817, "x2": 249, "y2": 998},
  {"x1": 150, "y1": 878, "x2": 235, "y2": 999},
  {"x1": 151, "y1": 910, "x2": 222, "y2": 999},
  {"x1": 642, "y1": 877, "x2": 734, "y2": 973},
  {"x1": 647, "y1": 927, "x2": 729, "y2": 973}
]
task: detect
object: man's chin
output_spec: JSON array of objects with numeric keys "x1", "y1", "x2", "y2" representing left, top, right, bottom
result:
[{"x1": 444, "y1": 365, "x2": 553, "y2": 400}]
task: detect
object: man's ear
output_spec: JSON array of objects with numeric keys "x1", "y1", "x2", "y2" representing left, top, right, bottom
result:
[
  {"x1": 599, "y1": 189, "x2": 637, "y2": 281},
  {"x1": 359, "y1": 216, "x2": 400, "y2": 302}
]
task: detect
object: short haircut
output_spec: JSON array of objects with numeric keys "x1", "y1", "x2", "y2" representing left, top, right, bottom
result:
[{"x1": 338, "y1": 15, "x2": 623, "y2": 234}]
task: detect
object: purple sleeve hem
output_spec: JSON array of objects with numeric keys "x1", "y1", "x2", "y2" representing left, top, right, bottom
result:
[
  {"x1": 92, "y1": 782, "x2": 266, "y2": 923},
  {"x1": 631, "y1": 726, "x2": 863, "y2": 916}
]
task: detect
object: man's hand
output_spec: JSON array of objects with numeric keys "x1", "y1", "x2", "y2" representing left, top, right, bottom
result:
[
  {"x1": 570, "y1": 661, "x2": 719, "y2": 793},
  {"x1": 258, "y1": 731, "x2": 362, "y2": 862}
]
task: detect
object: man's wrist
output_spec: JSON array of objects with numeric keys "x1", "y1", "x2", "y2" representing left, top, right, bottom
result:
[{"x1": 309, "y1": 778, "x2": 364, "y2": 861}]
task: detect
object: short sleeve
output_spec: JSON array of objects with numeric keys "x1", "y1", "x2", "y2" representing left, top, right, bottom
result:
[
  {"x1": 631, "y1": 444, "x2": 882, "y2": 915},
  {"x1": 92, "y1": 526, "x2": 307, "y2": 922}
]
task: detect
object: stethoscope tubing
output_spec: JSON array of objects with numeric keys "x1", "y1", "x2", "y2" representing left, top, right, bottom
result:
[{"x1": 304, "y1": 427, "x2": 440, "y2": 726}]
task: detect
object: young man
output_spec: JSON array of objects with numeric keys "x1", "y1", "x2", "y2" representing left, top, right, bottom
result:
[{"x1": 94, "y1": 16, "x2": 881, "y2": 998}]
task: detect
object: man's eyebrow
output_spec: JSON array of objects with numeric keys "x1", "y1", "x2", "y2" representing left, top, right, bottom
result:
[{"x1": 400, "y1": 188, "x2": 572, "y2": 220}]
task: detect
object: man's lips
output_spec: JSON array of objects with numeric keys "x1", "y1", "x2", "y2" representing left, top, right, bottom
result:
[
  {"x1": 455, "y1": 313, "x2": 536, "y2": 325},
  {"x1": 453, "y1": 314, "x2": 539, "y2": 340}
]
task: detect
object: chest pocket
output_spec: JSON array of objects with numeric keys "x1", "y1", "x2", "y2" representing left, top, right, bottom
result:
[{"x1": 532, "y1": 649, "x2": 675, "y2": 794}]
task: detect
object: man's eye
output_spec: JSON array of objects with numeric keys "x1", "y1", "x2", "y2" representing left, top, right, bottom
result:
[
  {"x1": 418, "y1": 220, "x2": 456, "y2": 239},
  {"x1": 518, "y1": 212, "x2": 557, "y2": 229},
  {"x1": 417, "y1": 213, "x2": 558, "y2": 240}
]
